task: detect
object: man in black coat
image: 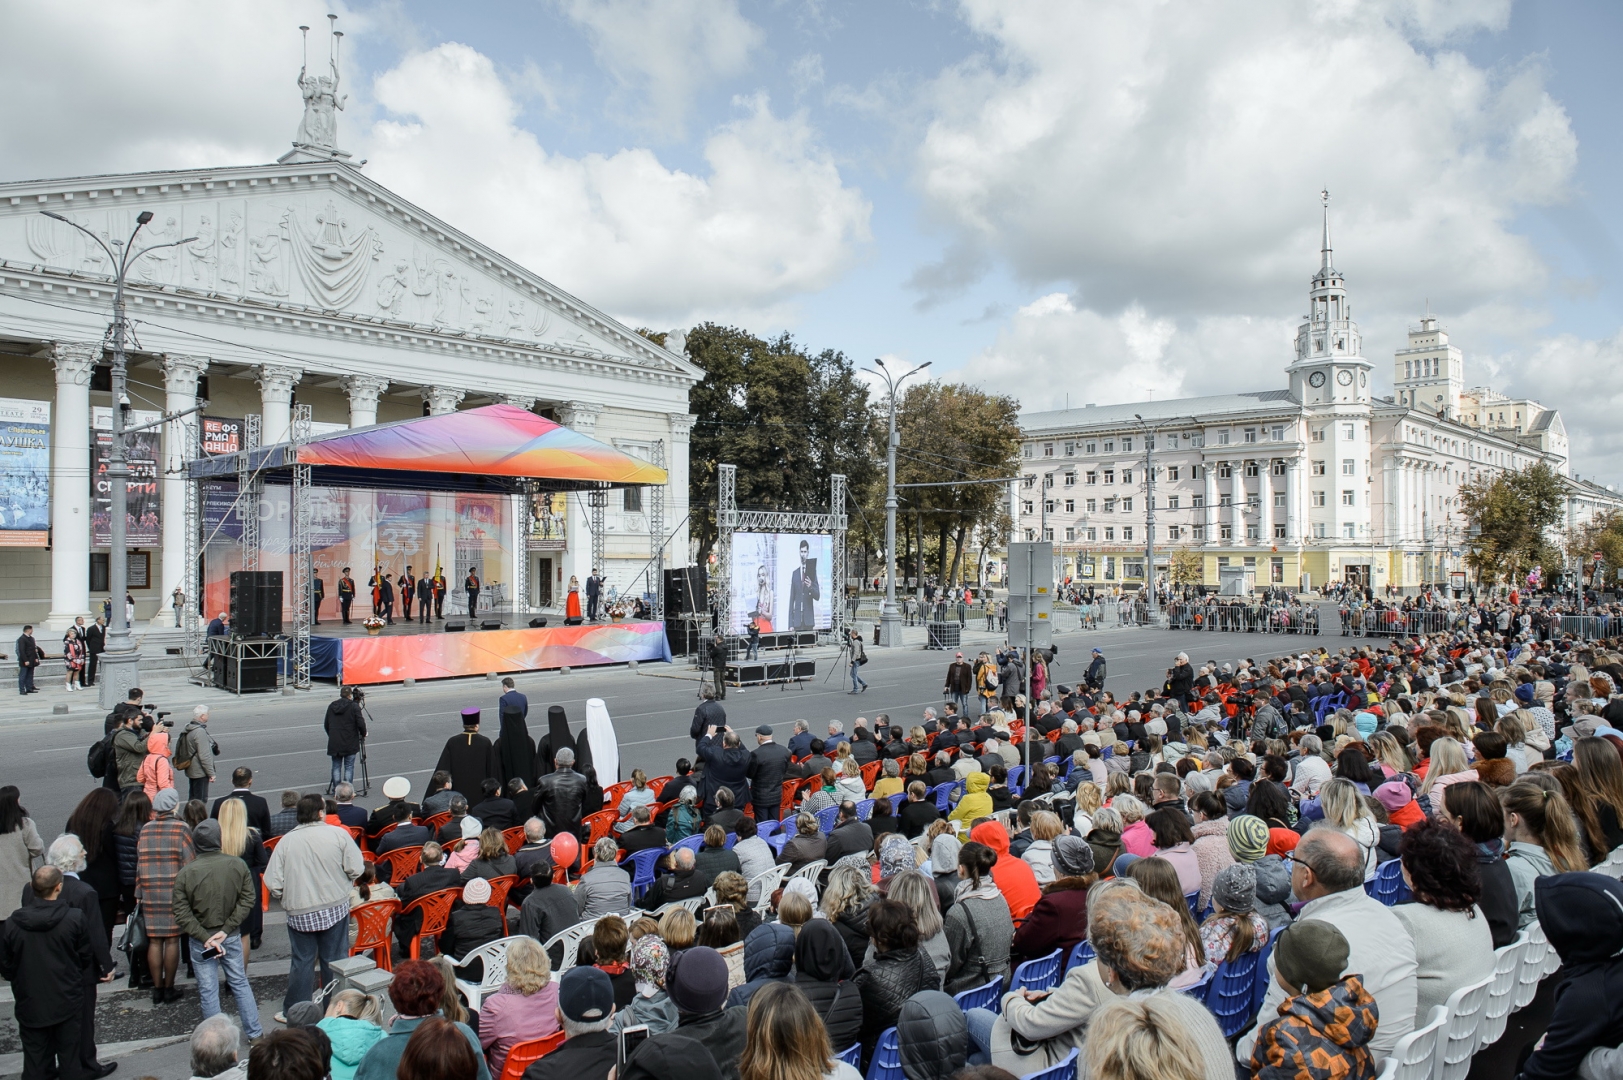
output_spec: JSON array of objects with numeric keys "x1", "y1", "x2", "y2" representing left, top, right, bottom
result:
[
  {"x1": 746, "y1": 725, "x2": 791, "y2": 823},
  {"x1": 22, "y1": 838, "x2": 116, "y2": 1079},
  {"x1": 14, "y1": 625, "x2": 43, "y2": 695},
  {"x1": 436, "y1": 708, "x2": 501, "y2": 802},
  {"x1": 706, "y1": 632, "x2": 728, "y2": 700},
  {"x1": 211, "y1": 767, "x2": 273, "y2": 838},
  {"x1": 83, "y1": 616, "x2": 105, "y2": 688},
  {"x1": 823, "y1": 802, "x2": 874, "y2": 864},
  {"x1": 1086, "y1": 648, "x2": 1107, "y2": 691},
  {"x1": 696, "y1": 727, "x2": 750, "y2": 813},
  {"x1": 690, "y1": 686, "x2": 726, "y2": 751},
  {"x1": 1167, "y1": 652, "x2": 1195, "y2": 704},
  {"x1": 534, "y1": 747, "x2": 588, "y2": 840},
  {"x1": 394, "y1": 843, "x2": 462, "y2": 951},
  {"x1": 0, "y1": 867, "x2": 95, "y2": 1080},
  {"x1": 323, "y1": 686, "x2": 367, "y2": 792},
  {"x1": 636, "y1": 848, "x2": 711, "y2": 910},
  {"x1": 619, "y1": 805, "x2": 667, "y2": 854},
  {"x1": 897, "y1": 783, "x2": 940, "y2": 839},
  {"x1": 847, "y1": 725, "x2": 880, "y2": 765},
  {"x1": 471, "y1": 777, "x2": 518, "y2": 832}
]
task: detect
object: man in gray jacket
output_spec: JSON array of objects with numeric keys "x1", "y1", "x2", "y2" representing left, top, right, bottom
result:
[
  {"x1": 176, "y1": 705, "x2": 218, "y2": 803},
  {"x1": 264, "y1": 794, "x2": 364, "y2": 1021},
  {"x1": 574, "y1": 837, "x2": 633, "y2": 919}
]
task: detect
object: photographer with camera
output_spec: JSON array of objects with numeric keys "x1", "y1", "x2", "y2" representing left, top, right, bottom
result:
[
  {"x1": 323, "y1": 686, "x2": 367, "y2": 792},
  {"x1": 110, "y1": 704, "x2": 153, "y2": 798}
]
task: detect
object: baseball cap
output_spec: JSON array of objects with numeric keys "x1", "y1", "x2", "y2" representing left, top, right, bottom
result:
[{"x1": 558, "y1": 965, "x2": 615, "y2": 1022}]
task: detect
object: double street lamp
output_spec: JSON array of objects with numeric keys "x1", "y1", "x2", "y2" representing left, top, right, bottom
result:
[
  {"x1": 42, "y1": 209, "x2": 196, "y2": 708},
  {"x1": 868, "y1": 357, "x2": 931, "y2": 647}
]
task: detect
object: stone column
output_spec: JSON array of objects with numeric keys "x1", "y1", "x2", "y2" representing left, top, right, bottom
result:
[
  {"x1": 1259, "y1": 461, "x2": 1274, "y2": 545},
  {"x1": 556, "y1": 401, "x2": 604, "y2": 589},
  {"x1": 422, "y1": 386, "x2": 465, "y2": 416},
  {"x1": 256, "y1": 365, "x2": 301, "y2": 445},
  {"x1": 420, "y1": 387, "x2": 466, "y2": 592},
  {"x1": 1203, "y1": 462, "x2": 1218, "y2": 545},
  {"x1": 1230, "y1": 461, "x2": 1244, "y2": 545},
  {"x1": 46, "y1": 344, "x2": 97, "y2": 632},
  {"x1": 1286, "y1": 457, "x2": 1301, "y2": 545},
  {"x1": 343, "y1": 375, "x2": 389, "y2": 428},
  {"x1": 495, "y1": 398, "x2": 535, "y2": 600},
  {"x1": 668, "y1": 413, "x2": 695, "y2": 568},
  {"x1": 498, "y1": 395, "x2": 536, "y2": 410},
  {"x1": 151, "y1": 355, "x2": 207, "y2": 628}
]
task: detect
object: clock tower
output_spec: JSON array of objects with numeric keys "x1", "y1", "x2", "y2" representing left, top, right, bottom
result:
[{"x1": 1288, "y1": 190, "x2": 1373, "y2": 406}]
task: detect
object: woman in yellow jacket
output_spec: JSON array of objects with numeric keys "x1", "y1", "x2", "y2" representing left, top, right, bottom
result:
[{"x1": 950, "y1": 770, "x2": 994, "y2": 825}]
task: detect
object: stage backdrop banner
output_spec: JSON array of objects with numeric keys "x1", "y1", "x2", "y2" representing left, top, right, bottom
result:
[
  {"x1": 728, "y1": 532, "x2": 833, "y2": 635},
  {"x1": 0, "y1": 397, "x2": 50, "y2": 547},
  {"x1": 336, "y1": 620, "x2": 670, "y2": 684},
  {"x1": 92, "y1": 407, "x2": 161, "y2": 547}
]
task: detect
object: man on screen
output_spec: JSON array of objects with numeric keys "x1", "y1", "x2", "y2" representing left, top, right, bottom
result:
[{"x1": 788, "y1": 539, "x2": 820, "y2": 631}]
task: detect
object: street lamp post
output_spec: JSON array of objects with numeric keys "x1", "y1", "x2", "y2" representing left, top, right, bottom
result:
[
  {"x1": 870, "y1": 358, "x2": 931, "y2": 647},
  {"x1": 42, "y1": 210, "x2": 196, "y2": 708},
  {"x1": 1133, "y1": 414, "x2": 1160, "y2": 620}
]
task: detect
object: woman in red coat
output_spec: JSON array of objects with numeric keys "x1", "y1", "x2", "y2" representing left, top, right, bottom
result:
[{"x1": 1011, "y1": 835, "x2": 1095, "y2": 965}]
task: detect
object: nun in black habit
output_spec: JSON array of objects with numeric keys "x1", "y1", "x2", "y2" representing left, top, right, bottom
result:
[
  {"x1": 535, "y1": 705, "x2": 576, "y2": 776},
  {"x1": 494, "y1": 702, "x2": 538, "y2": 787}
]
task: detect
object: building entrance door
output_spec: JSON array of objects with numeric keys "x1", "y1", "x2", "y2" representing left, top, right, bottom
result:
[{"x1": 1344, "y1": 564, "x2": 1370, "y2": 588}]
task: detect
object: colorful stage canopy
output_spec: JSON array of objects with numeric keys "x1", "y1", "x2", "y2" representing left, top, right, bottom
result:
[{"x1": 186, "y1": 404, "x2": 667, "y2": 493}]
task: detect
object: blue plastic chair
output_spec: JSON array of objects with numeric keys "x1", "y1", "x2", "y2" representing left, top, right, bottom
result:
[
  {"x1": 724, "y1": 832, "x2": 737, "y2": 850},
  {"x1": 1016, "y1": 1047, "x2": 1077, "y2": 1080},
  {"x1": 1064, "y1": 941, "x2": 1094, "y2": 973},
  {"x1": 835, "y1": 1043, "x2": 862, "y2": 1069},
  {"x1": 888, "y1": 793, "x2": 906, "y2": 814},
  {"x1": 1012, "y1": 949, "x2": 1063, "y2": 994},
  {"x1": 865, "y1": 1028, "x2": 902, "y2": 1080},
  {"x1": 1181, "y1": 967, "x2": 1215, "y2": 999},
  {"x1": 1008, "y1": 765, "x2": 1026, "y2": 789},
  {"x1": 1250, "y1": 940, "x2": 1274, "y2": 1019},
  {"x1": 1203, "y1": 948, "x2": 1264, "y2": 1038},
  {"x1": 766, "y1": 832, "x2": 790, "y2": 855},
  {"x1": 855, "y1": 799, "x2": 876, "y2": 821},
  {"x1": 755, "y1": 819, "x2": 781, "y2": 840},
  {"x1": 671, "y1": 834, "x2": 705, "y2": 857},
  {"x1": 932, "y1": 783, "x2": 954, "y2": 813},
  {"x1": 953, "y1": 977, "x2": 1003, "y2": 1014},
  {"x1": 1043, "y1": 755, "x2": 1061, "y2": 766},
  {"x1": 816, "y1": 806, "x2": 840, "y2": 835},
  {"x1": 619, "y1": 847, "x2": 667, "y2": 900},
  {"x1": 1364, "y1": 859, "x2": 1410, "y2": 906}
]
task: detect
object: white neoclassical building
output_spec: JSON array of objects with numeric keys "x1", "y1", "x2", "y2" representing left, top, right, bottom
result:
[
  {"x1": 0, "y1": 79, "x2": 699, "y2": 631},
  {"x1": 1016, "y1": 197, "x2": 1621, "y2": 593}
]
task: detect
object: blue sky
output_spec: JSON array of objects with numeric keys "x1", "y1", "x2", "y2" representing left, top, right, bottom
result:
[{"x1": 2, "y1": 0, "x2": 1621, "y2": 479}]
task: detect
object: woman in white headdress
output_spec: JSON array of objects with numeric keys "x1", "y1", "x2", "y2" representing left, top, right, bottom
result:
[{"x1": 577, "y1": 697, "x2": 620, "y2": 784}]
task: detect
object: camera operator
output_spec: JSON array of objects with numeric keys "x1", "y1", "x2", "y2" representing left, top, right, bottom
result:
[
  {"x1": 323, "y1": 686, "x2": 367, "y2": 791},
  {"x1": 846, "y1": 627, "x2": 868, "y2": 694}
]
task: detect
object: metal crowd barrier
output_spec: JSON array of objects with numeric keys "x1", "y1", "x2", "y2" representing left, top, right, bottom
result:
[
  {"x1": 1341, "y1": 607, "x2": 1456, "y2": 638},
  {"x1": 1161, "y1": 601, "x2": 1320, "y2": 635},
  {"x1": 1557, "y1": 614, "x2": 1614, "y2": 639}
]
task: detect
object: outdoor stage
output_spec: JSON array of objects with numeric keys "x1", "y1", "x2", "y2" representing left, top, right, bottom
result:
[{"x1": 310, "y1": 618, "x2": 671, "y2": 685}]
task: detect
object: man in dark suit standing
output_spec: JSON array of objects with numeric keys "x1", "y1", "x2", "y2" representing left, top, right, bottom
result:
[
  {"x1": 337, "y1": 567, "x2": 356, "y2": 624},
  {"x1": 24, "y1": 837, "x2": 117, "y2": 1079},
  {"x1": 746, "y1": 724, "x2": 791, "y2": 823},
  {"x1": 380, "y1": 574, "x2": 395, "y2": 625},
  {"x1": 311, "y1": 573, "x2": 325, "y2": 626},
  {"x1": 464, "y1": 567, "x2": 481, "y2": 619},
  {"x1": 14, "y1": 625, "x2": 43, "y2": 695},
  {"x1": 585, "y1": 568, "x2": 602, "y2": 621},
  {"x1": 787, "y1": 540, "x2": 820, "y2": 631},
  {"x1": 210, "y1": 767, "x2": 273, "y2": 838},
  {"x1": 83, "y1": 616, "x2": 105, "y2": 688},
  {"x1": 400, "y1": 565, "x2": 415, "y2": 621},
  {"x1": 417, "y1": 574, "x2": 433, "y2": 624}
]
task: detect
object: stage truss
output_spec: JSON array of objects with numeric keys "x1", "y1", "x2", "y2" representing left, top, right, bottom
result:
[
  {"x1": 289, "y1": 404, "x2": 313, "y2": 690},
  {"x1": 714, "y1": 464, "x2": 848, "y2": 653}
]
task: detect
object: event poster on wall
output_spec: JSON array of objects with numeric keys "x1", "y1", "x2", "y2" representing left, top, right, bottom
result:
[
  {"x1": 92, "y1": 407, "x2": 161, "y2": 547},
  {"x1": 728, "y1": 532, "x2": 833, "y2": 634},
  {"x1": 0, "y1": 397, "x2": 50, "y2": 546}
]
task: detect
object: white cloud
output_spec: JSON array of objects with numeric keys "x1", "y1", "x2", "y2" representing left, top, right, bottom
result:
[
  {"x1": 554, "y1": 0, "x2": 764, "y2": 137},
  {"x1": 0, "y1": 0, "x2": 368, "y2": 180},
  {"x1": 1476, "y1": 328, "x2": 1623, "y2": 486},
  {"x1": 365, "y1": 43, "x2": 870, "y2": 325}
]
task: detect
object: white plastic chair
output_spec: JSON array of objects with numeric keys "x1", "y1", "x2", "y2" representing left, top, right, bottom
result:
[
  {"x1": 747, "y1": 864, "x2": 789, "y2": 909},
  {"x1": 452, "y1": 935, "x2": 526, "y2": 1011},
  {"x1": 1433, "y1": 974, "x2": 1493, "y2": 1080},
  {"x1": 791, "y1": 859, "x2": 828, "y2": 890},
  {"x1": 1374, "y1": 1005, "x2": 1446, "y2": 1080},
  {"x1": 543, "y1": 917, "x2": 599, "y2": 972},
  {"x1": 1514, "y1": 921, "x2": 1548, "y2": 1011},
  {"x1": 653, "y1": 896, "x2": 706, "y2": 919},
  {"x1": 1537, "y1": 919, "x2": 1561, "y2": 978},
  {"x1": 1478, "y1": 935, "x2": 1527, "y2": 1051}
]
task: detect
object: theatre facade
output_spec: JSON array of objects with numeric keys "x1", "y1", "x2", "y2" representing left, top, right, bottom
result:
[{"x1": 0, "y1": 151, "x2": 699, "y2": 630}]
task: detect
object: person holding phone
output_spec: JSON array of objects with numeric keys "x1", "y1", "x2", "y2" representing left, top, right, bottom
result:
[{"x1": 171, "y1": 820, "x2": 263, "y2": 1041}]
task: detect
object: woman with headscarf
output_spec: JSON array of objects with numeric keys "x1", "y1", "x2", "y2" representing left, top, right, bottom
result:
[
  {"x1": 930, "y1": 833, "x2": 962, "y2": 914},
  {"x1": 876, "y1": 833, "x2": 917, "y2": 896},
  {"x1": 534, "y1": 705, "x2": 576, "y2": 778},
  {"x1": 1011, "y1": 835, "x2": 1095, "y2": 965},
  {"x1": 792, "y1": 919, "x2": 863, "y2": 1052},
  {"x1": 577, "y1": 697, "x2": 620, "y2": 783},
  {"x1": 494, "y1": 698, "x2": 536, "y2": 788}
]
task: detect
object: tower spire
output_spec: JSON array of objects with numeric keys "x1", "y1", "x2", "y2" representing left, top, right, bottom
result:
[{"x1": 1320, "y1": 187, "x2": 1333, "y2": 273}]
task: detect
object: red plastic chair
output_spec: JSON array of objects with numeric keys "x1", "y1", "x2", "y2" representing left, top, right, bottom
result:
[
  {"x1": 860, "y1": 760, "x2": 883, "y2": 791},
  {"x1": 604, "y1": 780, "x2": 635, "y2": 810},
  {"x1": 349, "y1": 898, "x2": 399, "y2": 971},
  {"x1": 583, "y1": 809, "x2": 618, "y2": 851},
  {"x1": 484, "y1": 874, "x2": 519, "y2": 933},
  {"x1": 647, "y1": 776, "x2": 674, "y2": 795},
  {"x1": 499, "y1": 1030, "x2": 567, "y2": 1080},
  {"x1": 401, "y1": 888, "x2": 459, "y2": 959},
  {"x1": 502, "y1": 827, "x2": 526, "y2": 856},
  {"x1": 262, "y1": 835, "x2": 282, "y2": 855},
  {"x1": 422, "y1": 811, "x2": 453, "y2": 834},
  {"x1": 373, "y1": 845, "x2": 424, "y2": 887}
]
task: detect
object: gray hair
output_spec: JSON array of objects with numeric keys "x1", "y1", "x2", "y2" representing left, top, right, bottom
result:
[
  {"x1": 1299, "y1": 734, "x2": 1324, "y2": 756},
  {"x1": 679, "y1": 786, "x2": 698, "y2": 805},
  {"x1": 594, "y1": 837, "x2": 619, "y2": 864},
  {"x1": 46, "y1": 834, "x2": 86, "y2": 874},
  {"x1": 562, "y1": 1013, "x2": 615, "y2": 1038},
  {"x1": 674, "y1": 847, "x2": 696, "y2": 870},
  {"x1": 1062, "y1": 719, "x2": 1078, "y2": 733},
  {"x1": 828, "y1": 720, "x2": 844, "y2": 735},
  {"x1": 193, "y1": 704, "x2": 210, "y2": 720},
  {"x1": 794, "y1": 719, "x2": 808, "y2": 732},
  {"x1": 190, "y1": 1014, "x2": 242, "y2": 1077},
  {"x1": 884, "y1": 870, "x2": 943, "y2": 939},
  {"x1": 525, "y1": 817, "x2": 547, "y2": 842},
  {"x1": 449, "y1": 796, "x2": 469, "y2": 815},
  {"x1": 334, "y1": 783, "x2": 355, "y2": 802},
  {"x1": 555, "y1": 747, "x2": 576, "y2": 767}
]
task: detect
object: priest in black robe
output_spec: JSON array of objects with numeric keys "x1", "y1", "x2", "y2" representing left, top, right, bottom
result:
[
  {"x1": 534, "y1": 705, "x2": 576, "y2": 779},
  {"x1": 435, "y1": 707, "x2": 500, "y2": 801}
]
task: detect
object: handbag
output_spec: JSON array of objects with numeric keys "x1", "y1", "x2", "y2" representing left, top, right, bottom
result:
[{"x1": 120, "y1": 902, "x2": 148, "y2": 954}]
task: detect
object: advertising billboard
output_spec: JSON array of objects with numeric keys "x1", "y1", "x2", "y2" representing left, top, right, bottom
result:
[
  {"x1": 728, "y1": 532, "x2": 833, "y2": 634},
  {"x1": 0, "y1": 397, "x2": 50, "y2": 547},
  {"x1": 92, "y1": 407, "x2": 160, "y2": 548}
]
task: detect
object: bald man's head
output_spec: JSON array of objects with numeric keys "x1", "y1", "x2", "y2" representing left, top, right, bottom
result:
[
  {"x1": 1296, "y1": 828, "x2": 1364, "y2": 895},
  {"x1": 674, "y1": 847, "x2": 697, "y2": 871}
]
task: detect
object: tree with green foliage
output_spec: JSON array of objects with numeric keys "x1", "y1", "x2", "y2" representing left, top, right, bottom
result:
[
  {"x1": 1170, "y1": 547, "x2": 1203, "y2": 586},
  {"x1": 1570, "y1": 512, "x2": 1623, "y2": 590},
  {"x1": 655, "y1": 324, "x2": 880, "y2": 565},
  {"x1": 1458, "y1": 462, "x2": 1565, "y2": 587}
]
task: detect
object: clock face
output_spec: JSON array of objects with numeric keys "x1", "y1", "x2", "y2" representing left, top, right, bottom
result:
[
  {"x1": 1308, "y1": 371, "x2": 1326, "y2": 388},
  {"x1": 1360, "y1": 371, "x2": 1368, "y2": 387},
  {"x1": 1336, "y1": 369, "x2": 1354, "y2": 386}
]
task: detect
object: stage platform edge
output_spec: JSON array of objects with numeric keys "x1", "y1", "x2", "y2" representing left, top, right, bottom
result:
[{"x1": 321, "y1": 619, "x2": 672, "y2": 685}]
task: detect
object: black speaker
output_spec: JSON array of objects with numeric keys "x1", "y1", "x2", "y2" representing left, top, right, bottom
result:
[
  {"x1": 563, "y1": 615, "x2": 583, "y2": 626},
  {"x1": 663, "y1": 566, "x2": 708, "y2": 616},
  {"x1": 234, "y1": 658, "x2": 279, "y2": 692},
  {"x1": 480, "y1": 619, "x2": 504, "y2": 631},
  {"x1": 444, "y1": 619, "x2": 467, "y2": 632},
  {"x1": 229, "y1": 570, "x2": 283, "y2": 637},
  {"x1": 665, "y1": 619, "x2": 699, "y2": 656},
  {"x1": 529, "y1": 617, "x2": 549, "y2": 628}
]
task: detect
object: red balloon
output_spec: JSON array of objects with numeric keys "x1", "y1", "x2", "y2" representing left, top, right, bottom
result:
[{"x1": 550, "y1": 832, "x2": 580, "y2": 867}]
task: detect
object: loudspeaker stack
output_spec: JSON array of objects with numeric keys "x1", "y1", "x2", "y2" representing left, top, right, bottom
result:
[{"x1": 229, "y1": 571, "x2": 284, "y2": 637}]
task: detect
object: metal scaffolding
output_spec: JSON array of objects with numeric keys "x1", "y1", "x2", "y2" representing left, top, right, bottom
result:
[
  {"x1": 180, "y1": 415, "x2": 204, "y2": 660},
  {"x1": 289, "y1": 404, "x2": 313, "y2": 689},
  {"x1": 588, "y1": 488, "x2": 607, "y2": 580},
  {"x1": 716, "y1": 464, "x2": 738, "y2": 647},
  {"x1": 649, "y1": 440, "x2": 666, "y2": 619},
  {"x1": 238, "y1": 414, "x2": 261, "y2": 573},
  {"x1": 515, "y1": 480, "x2": 534, "y2": 614}
]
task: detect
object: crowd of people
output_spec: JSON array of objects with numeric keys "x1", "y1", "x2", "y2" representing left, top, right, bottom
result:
[{"x1": 12, "y1": 619, "x2": 1623, "y2": 1080}]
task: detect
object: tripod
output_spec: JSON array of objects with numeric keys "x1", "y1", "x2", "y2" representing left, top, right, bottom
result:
[
  {"x1": 824, "y1": 636, "x2": 853, "y2": 687},
  {"x1": 780, "y1": 638, "x2": 806, "y2": 692}
]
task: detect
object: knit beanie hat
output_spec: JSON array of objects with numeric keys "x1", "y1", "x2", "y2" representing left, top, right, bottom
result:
[
  {"x1": 1274, "y1": 918, "x2": 1350, "y2": 994},
  {"x1": 1375, "y1": 780, "x2": 1414, "y2": 813},
  {"x1": 668, "y1": 946, "x2": 729, "y2": 1015},
  {"x1": 152, "y1": 788, "x2": 181, "y2": 815},
  {"x1": 1226, "y1": 815, "x2": 1269, "y2": 862},
  {"x1": 463, "y1": 878, "x2": 491, "y2": 905},
  {"x1": 930, "y1": 833, "x2": 962, "y2": 872},
  {"x1": 621, "y1": 1034, "x2": 722, "y2": 1080},
  {"x1": 1211, "y1": 863, "x2": 1256, "y2": 914},
  {"x1": 1051, "y1": 835, "x2": 1095, "y2": 878}
]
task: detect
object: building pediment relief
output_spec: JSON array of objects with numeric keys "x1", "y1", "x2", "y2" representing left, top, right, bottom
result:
[{"x1": 0, "y1": 167, "x2": 695, "y2": 381}]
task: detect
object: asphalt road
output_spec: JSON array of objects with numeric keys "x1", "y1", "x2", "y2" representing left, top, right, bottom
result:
[{"x1": 10, "y1": 622, "x2": 1334, "y2": 833}]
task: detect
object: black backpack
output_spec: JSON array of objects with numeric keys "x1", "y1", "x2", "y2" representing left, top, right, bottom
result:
[{"x1": 87, "y1": 730, "x2": 115, "y2": 778}]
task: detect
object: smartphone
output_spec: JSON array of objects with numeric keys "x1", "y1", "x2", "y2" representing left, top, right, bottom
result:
[
  {"x1": 200, "y1": 944, "x2": 225, "y2": 961},
  {"x1": 618, "y1": 1025, "x2": 649, "y2": 1066}
]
